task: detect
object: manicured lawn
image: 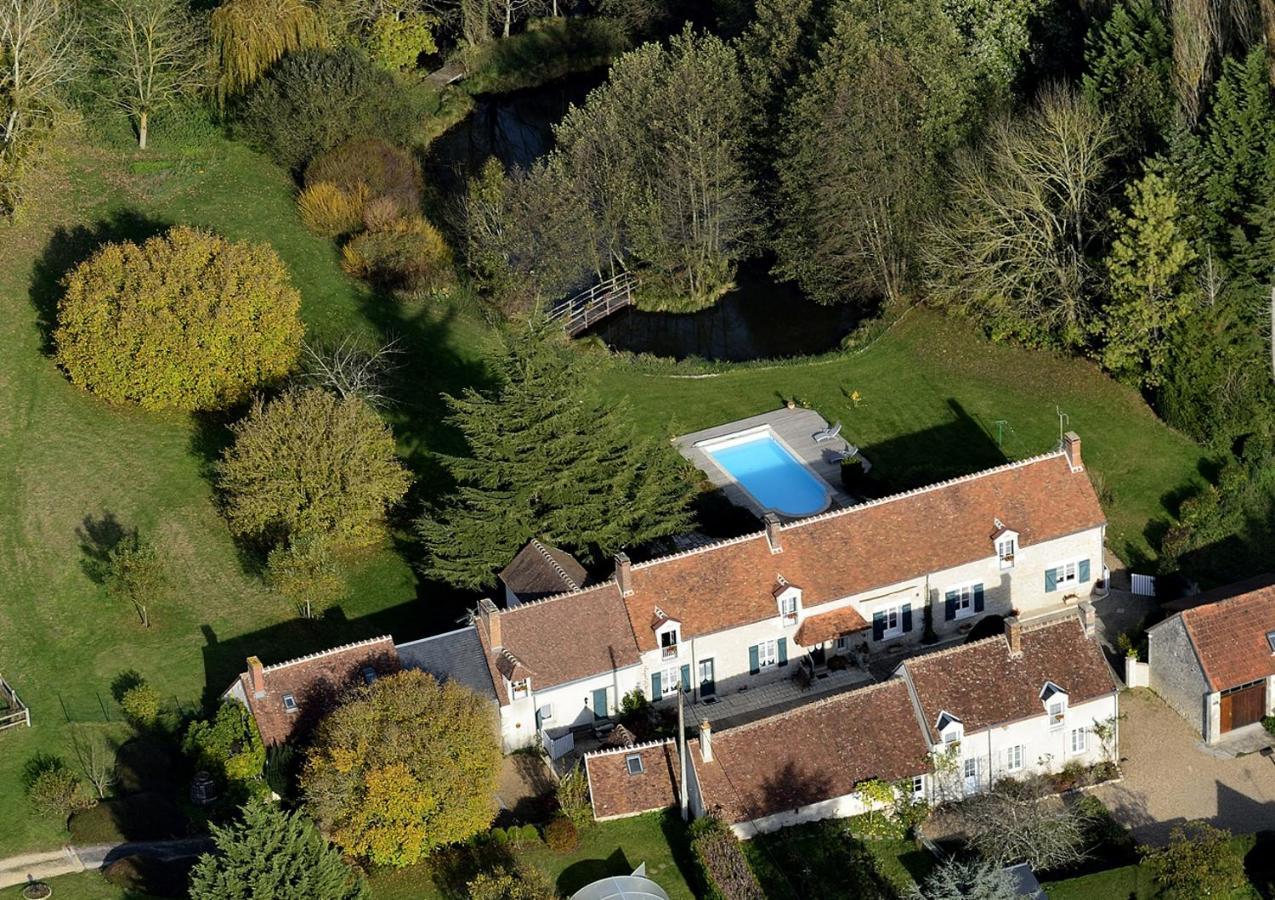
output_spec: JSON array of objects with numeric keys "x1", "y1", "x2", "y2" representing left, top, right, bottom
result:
[
  {"x1": 741, "y1": 818, "x2": 934, "y2": 899},
  {"x1": 0, "y1": 872, "x2": 134, "y2": 899},
  {"x1": 597, "y1": 308, "x2": 1211, "y2": 569},
  {"x1": 367, "y1": 811, "x2": 697, "y2": 899}
]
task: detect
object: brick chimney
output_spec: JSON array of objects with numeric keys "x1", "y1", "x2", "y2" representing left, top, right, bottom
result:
[
  {"x1": 247, "y1": 656, "x2": 266, "y2": 698},
  {"x1": 1078, "y1": 601, "x2": 1096, "y2": 639},
  {"x1": 478, "y1": 597, "x2": 502, "y2": 648},
  {"x1": 615, "y1": 552, "x2": 633, "y2": 597},
  {"x1": 699, "y1": 719, "x2": 713, "y2": 763},
  {"x1": 764, "y1": 513, "x2": 782, "y2": 554},
  {"x1": 1063, "y1": 431, "x2": 1083, "y2": 472},
  {"x1": 1004, "y1": 616, "x2": 1022, "y2": 657}
]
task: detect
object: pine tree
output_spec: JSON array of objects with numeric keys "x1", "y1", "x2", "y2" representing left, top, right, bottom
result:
[
  {"x1": 1101, "y1": 167, "x2": 1196, "y2": 384},
  {"x1": 189, "y1": 799, "x2": 366, "y2": 899},
  {"x1": 417, "y1": 323, "x2": 696, "y2": 589},
  {"x1": 1082, "y1": 0, "x2": 1175, "y2": 154}
]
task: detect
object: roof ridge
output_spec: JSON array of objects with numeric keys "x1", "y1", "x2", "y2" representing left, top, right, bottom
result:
[
  {"x1": 394, "y1": 625, "x2": 476, "y2": 648},
  {"x1": 531, "y1": 538, "x2": 581, "y2": 591},
  {"x1": 260, "y1": 635, "x2": 394, "y2": 673},
  {"x1": 710, "y1": 679, "x2": 905, "y2": 739},
  {"x1": 583, "y1": 738, "x2": 676, "y2": 758}
]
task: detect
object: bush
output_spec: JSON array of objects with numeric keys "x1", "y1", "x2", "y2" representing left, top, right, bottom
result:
[
  {"x1": 266, "y1": 532, "x2": 348, "y2": 618},
  {"x1": 183, "y1": 700, "x2": 266, "y2": 789},
  {"x1": 24, "y1": 756, "x2": 96, "y2": 825},
  {"x1": 218, "y1": 387, "x2": 412, "y2": 550},
  {"x1": 54, "y1": 226, "x2": 303, "y2": 411},
  {"x1": 367, "y1": 13, "x2": 438, "y2": 72},
  {"x1": 298, "y1": 182, "x2": 368, "y2": 238},
  {"x1": 555, "y1": 765, "x2": 591, "y2": 829},
  {"x1": 236, "y1": 48, "x2": 423, "y2": 171},
  {"x1": 1264, "y1": 715, "x2": 1275, "y2": 737},
  {"x1": 543, "y1": 814, "x2": 578, "y2": 853},
  {"x1": 467, "y1": 861, "x2": 557, "y2": 900},
  {"x1": 120, "y1": 683, "x2": 162, "y2": 729},
  {"x1": 689, "y1": 816, "x2": 765, "y2": 900},
  {"x1": 305, "y1": 137, "x2": 423, "y2": 217},
  {"x1": 1141, "y1": 820, "x2": 1247, "y2": 900},
  {"x1": 341, "y1": 215, "x2": 454, "y2": 292}
]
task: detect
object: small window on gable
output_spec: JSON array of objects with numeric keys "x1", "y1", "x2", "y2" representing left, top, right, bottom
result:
[
  {"x1": 282, "y1": 693, "x2": 298, "y2": 713},
  {"x1": 1041, "y1": 682, "x2": 1068, "y2": 729},
  {"x1": 511, "y1": 679, "x2": 530, "y2": 700},
  {"x1": 625, "y1": 754, "x2": 644, "y2": 776},
  {"x1": 936, "y1": 711, "x2": 962, "y2": 746},
  {"x1": 996, "y1": 530, "x2": 1017, "y2": 569}
]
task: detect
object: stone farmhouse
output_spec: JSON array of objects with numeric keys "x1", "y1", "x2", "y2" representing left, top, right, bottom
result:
[{"x1": 475, "y1": 434, "x2": 1104, "y2": 752}]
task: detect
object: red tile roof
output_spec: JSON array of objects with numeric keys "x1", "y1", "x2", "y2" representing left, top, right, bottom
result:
[
  {"x1": 231, "y1": 637, "x2": 399, "y2": 746},
  {"x1": 794, "y1": 605, "x2": 870, "y2": 647},
  {"x1": 480, "y1": 451, "x2": 1102, "y2": 695},
  {"x1": 692, "y1": 680, "x2": 930, "y2": 825},
  {"x1": 901, "y1": 616, "x2": 1116, "y2": 740},
  {"x1": 476, "y1": 588, "x2": 642, "y2": 698},
  {"x1": 585, "y1": 741, "x2": 683, "y2": 820},
  {"x1": 499, "y1": 539, "x2": 587, "y2": 601},
  {"x1": 1179, "y1": 585, "x2": 1275, "y2": 691}
]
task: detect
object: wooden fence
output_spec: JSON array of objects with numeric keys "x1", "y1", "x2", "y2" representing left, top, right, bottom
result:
[
  {"x1": 547, "y1": 271, "x2": 637, "y2": 336},
  {"x1": 0, "y1": 674, "x2": 30, "y2": 730}
]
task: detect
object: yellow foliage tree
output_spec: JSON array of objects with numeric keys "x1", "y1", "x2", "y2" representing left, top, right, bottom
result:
[
  {"x1": 211, "y1": 0, "x2": 326, "y2": 103},
  {"x1": 54, "y1": 226, "x2": 304, "y2": 411}
]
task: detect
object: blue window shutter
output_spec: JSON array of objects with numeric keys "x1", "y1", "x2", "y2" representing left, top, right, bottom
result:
[
  {"x1": 1045, "y1": 568, "x2": 1058, "y2": 592},
  {"x1": 973, "y1": 584, "x2": 985, "y2": 612},
  {"x1": 777, "y1": 638, "x2": 788, "y2": 666},
  {"x1": 944, "y1": 591, "x2": 957, "y2": 621},
  {"x1": 1078, "y1": 559, "x2": 1091, "y2": 583},
  {"x1": 651, "y1": 671, "x2": 661, "y2": 698},
  {"x1": 902, "y1": 604, "x2": 913, "y2": 632},
  {"x1": 681, "y1": 664, "x2": 691, "y2": 691},
  {"x1": 872, "y1": 612, "x2": 886, "y2": 641},
  {"x1": 749, "y1": 645, "x2": 760, "y2": 675}
]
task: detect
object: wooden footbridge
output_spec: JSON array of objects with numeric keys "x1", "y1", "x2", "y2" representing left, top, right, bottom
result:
[{"x1": 547, "y1": 271, "x2": 637, "y2": 336}]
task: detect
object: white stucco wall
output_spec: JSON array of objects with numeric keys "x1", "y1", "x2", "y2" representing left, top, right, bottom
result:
[
  {"x1": 727, "y1": 780, "x2": 923, "y2": 839},
  {"x1": 499, "y1": 665, "x2": 643, "y2": 751}
]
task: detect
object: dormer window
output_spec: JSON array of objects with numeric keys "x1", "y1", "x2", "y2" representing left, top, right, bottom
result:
[
  {"x1": 660, "y1": 628, "x2": 679, "y2": 660},
  {"x1": 511, "y1": 679, "x2": 530, "y2": 700},
  {"x1": 774, "y1": 580, "x2": 802, "y2": 626},
  {"x1": 998, "y1": 537, "x2": 1016, "y2": 568},
  {"x1": 936, "y1": 711, "x2": 963, "y2": 749},
  {"x1": 1041, "y1": 681, "x2": 1068, "y2": 730},
  {"x1": 282, "y1": 693, "x2": 298, "y2": 713}
]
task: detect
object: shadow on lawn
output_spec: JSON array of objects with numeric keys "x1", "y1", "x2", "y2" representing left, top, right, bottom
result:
[
  {"x1": 28, "y1": 209, "x2": 172, "y2": 355},
  {"x1": 858, "y1": 399, "x2": 1006, "y2": 493}
]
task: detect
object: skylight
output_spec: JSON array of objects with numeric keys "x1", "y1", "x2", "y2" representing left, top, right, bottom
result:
[
  {"x1": 1267, "y1": 631, "x2": 1275, "y2": 653},
  {"x1": 282, "y1": 693, "x2": 298, "y2": 712},
  {"x1": 625, "y1": 754, "x2": 644, "y2": 776}
]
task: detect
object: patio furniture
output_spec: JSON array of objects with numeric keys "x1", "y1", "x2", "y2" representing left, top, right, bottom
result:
[{"x1": 813, "y1": 420, "x2": 842, "y2": 443}]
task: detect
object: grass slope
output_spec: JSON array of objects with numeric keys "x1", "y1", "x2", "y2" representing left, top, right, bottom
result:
[{"x1": 597, "y1": 310, "x2": 1210, "y2": 567}]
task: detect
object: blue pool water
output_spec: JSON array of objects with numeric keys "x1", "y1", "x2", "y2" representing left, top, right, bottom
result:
[{"x1": 705, "y1": 434, "x2": 831, "y2": 517}]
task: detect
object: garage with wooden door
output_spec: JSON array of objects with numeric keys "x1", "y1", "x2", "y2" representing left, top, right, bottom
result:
[{"x1": 1220, "y1": 679, "x2": 1267, "y2": 734}]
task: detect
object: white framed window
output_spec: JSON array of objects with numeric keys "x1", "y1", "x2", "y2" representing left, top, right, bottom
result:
[
  {"x1": 660, "y1": 628, "x2": 679, "y2": 660},
  {"x1": 1006, "y1": 744, "x2": 1024, "y2": 772},
  {"x1": 779, "y1": 593, "x2": 798, "y2": 624},
  {"x1": 282, "y1": 693, "x2": 298, "y2": 713},
  {"x1": 963, "y1": 758, "x2": 977, "y2": 778},
  {"x1": 835, "y1": 635, "x2": 848, "y2": 651},
  {"x1": 1069, "y1": 727, "x2": 1088, "y2": 754},
  {"x1": 949, "y1": 584, "x2": 977, "y2": 619},
  {"x1": 511, "y1": 679, "x2": 530, "y2": 700},
  {"x1": 1056, "y1": 562, "x2": 1078, "y2": 587},
  {"x1": 998, "y1": 537, "x2": 1016, "y2": 568},
  {"x1": 660, "y1": 666, "x2": 680, "y2": 696},
  {"x1": 757, "y1": 639, "x2": 778, "y2": 669},
  {"x1": 911, "y1": 775, "x2": 925, "y2": 799},
  {"x1": 539, "y1": 704, "x2": 554, "y2": 721},
  {"x1": 880, "y1": 606, "x2": 902, "y2": 638},
  {"x1": 1048, "y1": 699, "x2": 1067, "y2": 731},
  {"x1": 625, "y1": 754, "x2": 644, "y2": 775}
]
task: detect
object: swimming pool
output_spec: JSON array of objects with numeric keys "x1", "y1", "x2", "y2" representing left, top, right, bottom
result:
[{"x1": 699, "y1": 428, "x2": 832, "y2": 518}]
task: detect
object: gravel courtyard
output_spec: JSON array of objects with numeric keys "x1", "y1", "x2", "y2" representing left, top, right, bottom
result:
[{"x1": 1094, "y1": 689, "x2": 1275, "y2": 843}]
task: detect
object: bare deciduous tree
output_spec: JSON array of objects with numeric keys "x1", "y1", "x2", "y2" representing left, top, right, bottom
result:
[
  {"x1": 93, "y1": 0, "x2": 207, "y2": 150},
  {"x1": 0, "y1": 0, "x2": 80, "y2": 149},
  {"x1": 961, "y1": 776, "x2": 1089, "y2": 871},
  {"x1": 302, "y1": 336, "x2": 402, "y2": 409},
  {"x1": 924, "y1": 85, "x2": 1114, "y2": 350},
  {"x1": 1170, "y1": 0, "x2": 1220, "y2": 126},
  {"x1": 70, "y1": 725, "x2": 117, "y2": 800}
]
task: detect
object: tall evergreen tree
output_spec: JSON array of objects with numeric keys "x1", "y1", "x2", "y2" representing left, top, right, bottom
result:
[
  {"x1": 1100, "y1": 167, "x2": 1196, "y2": 384},
  {"x1": 417, "y1": 323, "x2": 696, "y2": 589},
  {"x1": 189, "y1": 799, "x2": 366, "y2": 900},
  {"x1": 1082, "y1": 0, "x2": 1176, "y2": 154}
]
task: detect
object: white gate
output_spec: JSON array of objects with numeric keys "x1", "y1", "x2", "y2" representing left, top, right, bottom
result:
[
  {"x1": 1131, "y1": 574, "x2": 1157, "y2": 596},
  {"x1": 540, "y1": 726, "x2": 575, "y2": 761}
]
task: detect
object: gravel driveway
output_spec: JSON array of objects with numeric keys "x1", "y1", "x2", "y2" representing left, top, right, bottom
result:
[{"x1": 1094, "y1": 689, "x2": 1275, "y2": 843}]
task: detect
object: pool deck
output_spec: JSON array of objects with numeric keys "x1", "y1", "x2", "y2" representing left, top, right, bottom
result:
[{"x1": 675, "y1": 408, "x2": 856, "y2": 518}]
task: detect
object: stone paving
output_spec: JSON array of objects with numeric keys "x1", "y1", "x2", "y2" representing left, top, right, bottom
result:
[
  {"x1": 1094, "y1": 689, "x2": 1275, "y2": 844},
  {"x1": 686, "y1": 663, "x2": 873, "y2": 731}
]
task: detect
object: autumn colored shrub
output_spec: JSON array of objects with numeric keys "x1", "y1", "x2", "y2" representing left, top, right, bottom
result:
[
  {"x1": 120, "y1": 683, "x2": 162, "y2": 729},
  {"x1": 54, "y1": 226, "x2": 303, "y2": 411},
  {"x1": 690, "y1": 816, "x2": 764, "y2": 900},
  {"x1": 341, "y1": 216, "x2": 454, "y2": 292},
  {"x1": 298, "y1": 181, "x2": 368, "y2": 237},
  {"x1": 305, "y1": 137, "x2": 423, "y2": 216},
  {"x1": 543, "y1": 814, "x2": 578, "y2": 853},
  {"x1": 361, "y1": 195, "x2": 401, "y2": 232}
]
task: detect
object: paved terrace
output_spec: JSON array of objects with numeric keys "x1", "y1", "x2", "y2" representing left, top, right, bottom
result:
[
  {"x1": 675, "y1": 407, "x2": 856, "y2": 515},
  {"x1": 686, "y1": 663, "x2": 873, "y2": 731}
]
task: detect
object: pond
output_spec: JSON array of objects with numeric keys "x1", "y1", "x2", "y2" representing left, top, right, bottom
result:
[{"x1": 426, "y1": 75, "x2": 864, "y2": 362}]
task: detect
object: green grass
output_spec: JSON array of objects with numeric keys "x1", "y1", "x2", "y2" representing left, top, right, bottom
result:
[
  {"x1": 0, "y1": 118, "x2": 482, "y2": 854},
  {"x1": 0, "y1": 872, "x2": 135, "y2": 899},
  {"x1": 741, "y1": 818, "x2": 934, "y2": 898},
  {"x1": 460, "y1": 17, "x2": 629, "y2": 95},
  {"x1": 595, "y1": 308, "x2": 1211, "y2": 568},
  {"x1": 367, "y1": 811, "x2": 697, "y2": 899}
]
